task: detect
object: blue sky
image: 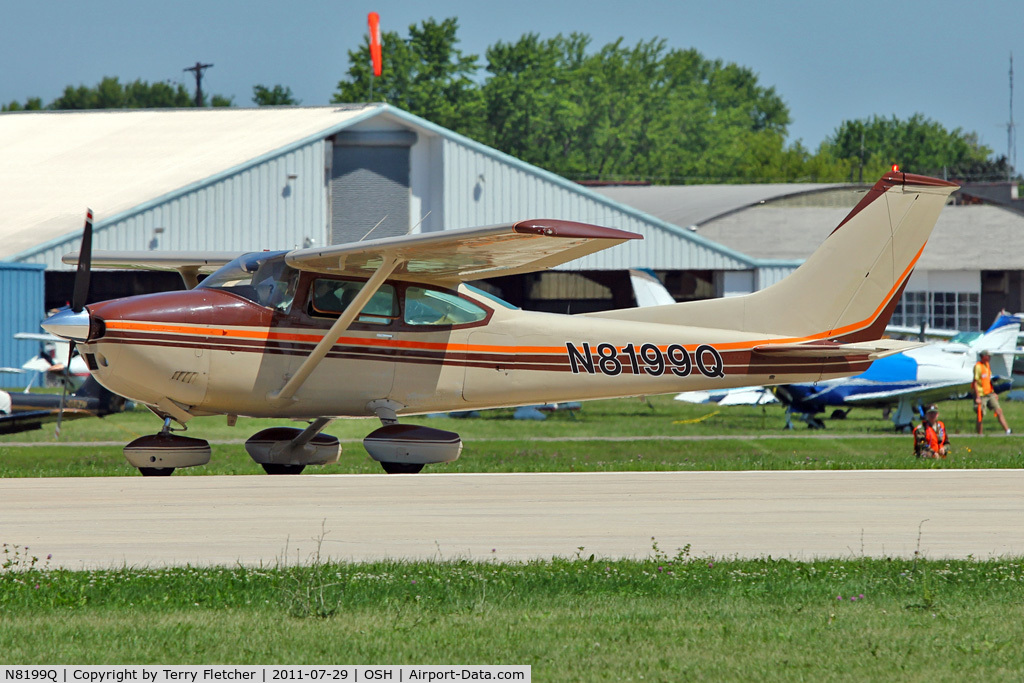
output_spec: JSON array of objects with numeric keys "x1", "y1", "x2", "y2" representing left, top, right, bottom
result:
[{"x1": 4, "y1": 0, "x2": 1021, "y2": 165}]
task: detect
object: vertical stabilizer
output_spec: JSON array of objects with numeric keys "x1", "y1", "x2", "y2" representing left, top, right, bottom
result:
[{"x1": 589, "y1": 172, "x2": 959, "y2": 342}]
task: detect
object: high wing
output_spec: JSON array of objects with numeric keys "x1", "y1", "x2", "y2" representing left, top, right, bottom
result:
[
  {"x1": 836, "y1": 378, "x2": 969, "y2": 405},
  {"x1": 62, "y1": 220, "x2": 642, "y2": 285},
  {"x1": 0, "y1": 407, "x2": 95, "y2": 435},
  {"x1": 63, "y1": 252, "x2": 241, "y2": 273},
  {"x1": 61, "y1": 252, "x2": 243, "y2": 289},
  {"x1": 285, "y1": 219, "x2": 642, "y2": 283}
]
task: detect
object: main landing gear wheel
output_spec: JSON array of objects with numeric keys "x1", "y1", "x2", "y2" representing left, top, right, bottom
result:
[
  {"x1": 261, "y1": 463, "x2": 306, "y2": 475},
  {"x1": 138, "y1": 467, "x2": 175, "y2": 477},
  {"x1": 381, "y1": 461, "x2": 424, "y2": 474}
]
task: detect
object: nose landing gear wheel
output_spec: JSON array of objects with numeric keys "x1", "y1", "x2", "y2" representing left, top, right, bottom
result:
[
  {"x1": 380, "y1": 461, "x2": 424, "y2": 474},
  {"x1": 261, "y1": 463, "x2": 306, "y2": 475}
]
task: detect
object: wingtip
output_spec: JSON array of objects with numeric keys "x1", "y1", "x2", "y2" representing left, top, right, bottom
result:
[{"x1": 513, "y1": 219, "x2": 643, "y2": 240}]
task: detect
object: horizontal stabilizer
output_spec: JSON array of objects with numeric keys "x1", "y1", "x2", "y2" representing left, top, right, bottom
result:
[{"x1": 752, "y1": 339, "x2": 922, "y2": 360}]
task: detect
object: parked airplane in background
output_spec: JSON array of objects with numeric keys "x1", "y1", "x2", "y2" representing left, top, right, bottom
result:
[
  {"x1": 41, "y1": 172, "x2": 956, "y2": 475},
  {"x1": 11, "y1": 332, "x2": 90, "y2": 388},
  {"x1": 0, "y1": 375, "x2": 128, "y2": 435},
  {"x1": 774, "y1": 312, "x2": 1022, "y2": 430}
]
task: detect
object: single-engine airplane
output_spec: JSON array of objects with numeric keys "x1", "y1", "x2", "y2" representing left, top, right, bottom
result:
[
  {"x1": 12, "y1": 331, "x2": 91, "y2": 388},
  {"x1": 0, "y1": 376, "x2": 128, "y2": 435},
  {"x1": 774, "y1": 311, "x2": 1022, "y2": 430},
  {"x1": 41, "y1": 172, "x2": 957, "y2": 475}
]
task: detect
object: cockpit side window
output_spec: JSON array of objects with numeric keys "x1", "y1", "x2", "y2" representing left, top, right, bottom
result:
[
  {"x1": 309, "y1": 278, "x2": 397, "y2": 325},
  {"x1": 253, "y1": 261, "x2": 299, "y2": 312},
  {"x1": 404, "y1": 287, "x2": 487, "y2": 326},
  {"x1": 198, "y1": 252, "x2": 296, "y2": 311}
]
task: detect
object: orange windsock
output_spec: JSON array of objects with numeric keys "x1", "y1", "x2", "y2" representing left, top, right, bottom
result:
[{"x1": 368, "y1": 12, "x2": 382, "y2": 77}]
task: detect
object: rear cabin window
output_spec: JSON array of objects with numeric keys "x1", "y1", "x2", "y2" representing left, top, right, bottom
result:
[{"x1": 309, "y1": 279, "x2": 397, "y2": 325}]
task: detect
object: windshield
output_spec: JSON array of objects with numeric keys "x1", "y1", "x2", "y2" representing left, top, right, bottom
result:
[
  {"x1": 198, "y1": 251, "x2": 298, "y2": 312},
  {"x1": 950, "y1": 331, "x2": 983, "y2": 345}
]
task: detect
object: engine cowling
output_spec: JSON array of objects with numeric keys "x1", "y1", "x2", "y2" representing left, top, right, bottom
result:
[{"x1": 363, "y1": 424, "x2": 462, "y2": 465}]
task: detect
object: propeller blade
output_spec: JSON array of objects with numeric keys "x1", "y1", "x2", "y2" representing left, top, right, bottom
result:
[
  {"x1": 54, "y1": 342, "x2": 74, "y2": 439},
  {"x1": 71, "y1": 209, "x2": 94, "y2": 313}
]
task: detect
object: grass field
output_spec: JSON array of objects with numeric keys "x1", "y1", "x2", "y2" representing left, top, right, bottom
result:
[
  {"x1": 3, "y1": 394, "x2": 1024, "y2": 676},
  {"x1": 3, "y1": 394, "x2": 1024, "y2": 477},
  {"x1": 2, "y1": 547, "x2": 1024, "y2": 678}
]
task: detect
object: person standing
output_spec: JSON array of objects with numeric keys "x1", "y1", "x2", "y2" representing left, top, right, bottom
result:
[
  {"x1": 914, "y1": 404, "x2": 949, "y2": 458},
  {"x1": 973, "y1": 350, "x2": 1011, "y2": 435}
]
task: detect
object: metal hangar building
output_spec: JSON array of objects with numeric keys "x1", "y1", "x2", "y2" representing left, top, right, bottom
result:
[
  {"x1": 2, "y1": 103, "x2": 1022, "y2": 377},
  {"x1": 0, "y1": 104, "x2": 779, "y2": 316}
]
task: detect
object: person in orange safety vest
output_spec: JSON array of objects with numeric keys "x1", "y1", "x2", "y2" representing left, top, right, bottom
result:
[
  {"x1": 973, "y1": 350, "x2": 1011, "y2": 435},
  {"x1": 913, "y1": 404, "x2": 949, "y2": 459}
]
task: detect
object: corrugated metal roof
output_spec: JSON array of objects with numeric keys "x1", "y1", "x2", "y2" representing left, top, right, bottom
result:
[
  {"x1": 0, "y1": 105, "x2": 381, "y2": 260},
  {"x1": 695, "y1": 204, "x2": 1024, "y2": 270},
  {"x1": 592, "y1": 182, "x2": 1024, "y2": 272},
  {"x1": 592, "y1": 183, "x2": 853, "y2": 229}
]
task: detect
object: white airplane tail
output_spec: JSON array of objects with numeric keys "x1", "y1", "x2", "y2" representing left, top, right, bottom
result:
[
  {"x1": 970, "y1": 312, "x2": 1022, "y2": 378},
  {"x1": 590, "y1": 172, "x2": 958, "y2": 344}
]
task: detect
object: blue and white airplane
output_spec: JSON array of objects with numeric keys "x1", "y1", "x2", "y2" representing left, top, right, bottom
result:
[{"x1": 773, "y1": 313, "x2": 1022, "y2": 430}]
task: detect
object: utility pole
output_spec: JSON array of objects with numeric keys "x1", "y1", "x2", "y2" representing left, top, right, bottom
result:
[
  {"x1": 183, "y1": 61, "x2": 214, "y2": 107},
  {"x1": 1009, "y1": 52, "x2": 1016, "y2": 180}
]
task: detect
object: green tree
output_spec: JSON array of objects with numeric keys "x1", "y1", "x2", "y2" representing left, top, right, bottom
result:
[
  {"x1": 828, "y1": 114, "x2": 1001, "y2": 181},
  {"x1": 2, "y1": 97, "x2": 44, "y2": 112},
  {"x1": 252, "y1": 84, "x2": 299, "y2": 106},
  {"x1": 332, "y1": 17, "x2": 483, "y2": 134},
  {"x1": 47, "y1": 76, "x2": 232, "y2": 109},
  {"x1": 480, "y1": 36, "x2": 794, "y2": 183}
]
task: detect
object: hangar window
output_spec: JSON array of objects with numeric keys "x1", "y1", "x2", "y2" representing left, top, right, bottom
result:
[{"x1": 891, "y1": 291, "x2": 979, "y2": 331}]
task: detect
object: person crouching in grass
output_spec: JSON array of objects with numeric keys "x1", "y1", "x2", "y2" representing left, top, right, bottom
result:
[{"x1": 914, "y1": 404, "x2": 949, "y2": 459}]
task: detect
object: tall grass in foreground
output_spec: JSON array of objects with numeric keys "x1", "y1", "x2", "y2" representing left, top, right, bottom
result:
[{"x1": 3, "y1": 543, "x2": 1024, "y2": 678}]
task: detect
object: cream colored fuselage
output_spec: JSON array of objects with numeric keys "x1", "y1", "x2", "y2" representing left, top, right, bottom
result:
[{"x1": 81, "y1": 297, "x2": 856, "y2": 421}]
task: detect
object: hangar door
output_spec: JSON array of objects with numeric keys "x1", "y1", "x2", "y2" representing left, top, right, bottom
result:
[{"x1": 330, "y1": 130, "x2": 416, "y2": 244}]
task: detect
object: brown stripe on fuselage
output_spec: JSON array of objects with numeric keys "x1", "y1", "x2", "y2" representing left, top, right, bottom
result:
[{"x1": 95, "y1": 326, "x2": 872, "y2": 379}]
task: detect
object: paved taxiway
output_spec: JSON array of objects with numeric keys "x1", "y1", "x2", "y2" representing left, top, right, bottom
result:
[{"x1": 2, "y1": 470, "x2": 1022, "y2": 568}]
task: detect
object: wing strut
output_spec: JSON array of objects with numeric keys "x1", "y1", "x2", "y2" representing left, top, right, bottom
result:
[{"x1": 269, "y1": 254, "x2": 400, "y2": 403}]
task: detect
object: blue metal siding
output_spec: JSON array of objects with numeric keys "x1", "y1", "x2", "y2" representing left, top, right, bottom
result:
[{"x1": 0, "y1": 263, "x2": 45, "y2": 386}]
